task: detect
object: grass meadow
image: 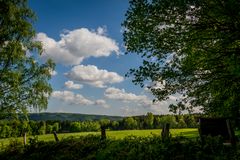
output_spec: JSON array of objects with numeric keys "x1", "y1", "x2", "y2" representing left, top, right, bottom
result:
[{"x1": 0, "y1": 128, "x2": 198, "y2": 147}]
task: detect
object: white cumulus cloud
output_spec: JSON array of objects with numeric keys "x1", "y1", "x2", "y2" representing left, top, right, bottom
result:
[
  {"x1": 51, "y1": 91, "x2": 110, "y2": 108},
  {"x1": 51, "y1": 91, "x2": 94, "y2": 105},
  {"x1": 36, "y1": 27, "x2": 119, "y2": 65},
  {"x1": 104, "y1": 87, "x2": 172, "y2": 114},
  {"x1": 94, "y1": 99, "x2": 110, "y2": 108},
  {"x1": 65, "y1": 65, "x2": 124, "y2": 88},
  {"x1": 105, "y1": 87, "x2": 147, "y2": 102},
  {"x1": 64, "y1": 81, "x2": 83, "y2": 90},
  {"x1": 104, "y1": 87, "x2": 152, "y2": 107},
  {"x1": 120, "y1": 106, "x2": 142, "y2": 116}
]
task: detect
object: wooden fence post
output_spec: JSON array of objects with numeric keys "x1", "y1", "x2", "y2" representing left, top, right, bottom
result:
[
  {"x1": 101, "y1": 126, "x2": 106, "y2": 140},
  {"x1": 226, "y1": 119, "x2": 236, "y2": 145},
  {"x1": 53, "y1": 131, "x2": 59, "y2": 142},
  {"x1": 23, "y1": 132, "x2": 27, "y2": 145},
  {"x1": 161, "y1": 123, "x2": 170, "y2": 141}
]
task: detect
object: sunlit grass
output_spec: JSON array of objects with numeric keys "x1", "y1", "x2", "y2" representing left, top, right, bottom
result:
[
  {"x1": 107, "y1": 128, "x2": 198, "y2": 139},
  {"x1": 0, "y1": 128, "x2": 199, "y2": 147}
]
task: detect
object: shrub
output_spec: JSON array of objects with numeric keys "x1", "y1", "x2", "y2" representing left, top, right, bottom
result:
[{"x1": 0, "y1": 135, "x2": 239, "y2": 160}]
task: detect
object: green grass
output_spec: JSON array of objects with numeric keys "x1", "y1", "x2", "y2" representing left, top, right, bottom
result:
[
  {"x1": 235, "y1": 130, "x2": 240, "y2": 136},
  {"x1": 107, "y1": 128, "x2": 198, "y2": 139},
  {"x1": 0, "y1": 128, "x2": 198, "y2": 147}
]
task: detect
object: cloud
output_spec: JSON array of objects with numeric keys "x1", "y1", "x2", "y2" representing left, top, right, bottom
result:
[
  {"x1": 104, "y1": 87, "x2": 173, "y2": 114},
  {"x1": 120, "y1": 106, "x2": 144, "y2": 116},
  {"x1": 147, "y1": 81, "x2": 166, "y2": 90},
  {"x1": 105, "y1": 87, "x2": 147, "y2": 102},
  {"x1": 64, "y1": 81, "x2": 83, "y2": 90},
  {"x1": 49, "y1": 70, "x2": 57, "y2": 76},
  {"x1": 51, "y1": 91, "x2": 94, "y2": 105},
  {"x1": 51, "y1": 90, "x2": 110, "y2": 108},
  {"x1": 104, "y1": 87, "x2": 152, "y2": 107},
  {"x1": 96, "y1": 26, "x2": 107, "y2": 35},
  {"x1": 36, "y1": 27, "x2": 119, "y2": 65},
  {"x1": 65, "y1": 65, "x2": 124, "y2": 88},
  {"x1": 94, "y1": 99, "x2": 110, "y2": 108}
]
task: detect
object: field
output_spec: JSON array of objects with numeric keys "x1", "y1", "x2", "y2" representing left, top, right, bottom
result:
[
  {"x1": 1, "y1": 129, "x2": 240, "y2": 159},
  {"x1": 0, "y1": 128, "x2": 198, "y2": 147}
]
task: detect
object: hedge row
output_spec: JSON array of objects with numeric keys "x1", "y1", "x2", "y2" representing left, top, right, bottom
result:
[{"x1": 0, "y1": 135, "x2": 239, "y2": 160}]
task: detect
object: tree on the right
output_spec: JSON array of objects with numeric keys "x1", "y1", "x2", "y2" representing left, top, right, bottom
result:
[{"x1": 123, "y1": 0, "x2": 240, "y2": 118}]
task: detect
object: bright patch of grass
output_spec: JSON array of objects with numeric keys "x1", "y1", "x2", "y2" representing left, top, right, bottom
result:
[{"x1": 107, "y1": 128, "x2": 198, "y2": 139}]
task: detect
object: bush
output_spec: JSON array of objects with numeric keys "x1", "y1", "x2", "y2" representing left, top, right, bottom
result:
[{"x1": 0, "y1": 135, "x2": 239, "y2": 160}]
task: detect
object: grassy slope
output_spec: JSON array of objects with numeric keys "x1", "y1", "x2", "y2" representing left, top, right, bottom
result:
[{"x1": 0, "y1": 128, "x2": 198, "y2": 147}]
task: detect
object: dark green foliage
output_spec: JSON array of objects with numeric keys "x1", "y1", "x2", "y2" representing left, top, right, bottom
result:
[
  {"x1": 69, "y1": 121, "x2": 100, "y2": 132},
  {"x1": 0, "y1": 135, "x2": 107, "y2": 160},
  {"x1": 29, "y1": 120, "x2": 39, "y2": 135},
  {"x1": 52, "y1": 122, "x2": 59, "y2": 132},
  {"x1": 46, "y1": 124, "x2": 53, "y2": 134},
  {"x1": 123, "y1": 0, "x2": 240, "y2": 118},
  {"x1": 23, "y1": 135, "x2": 106, "y2": 160},
  {"x1": 110, "y1": 121, "x2": 119, "y2": 130},
  {"x1": 0, "y1": 124, "x2": 12, "y2": 138},
  {"x1": 123, "y1": 117, "x2": 138, "y2": 129},
  {"x1": 99, "y1": 119, "x2": 110, "y2": 128},
  {"x1": 38, "y1": 121, "x2": 46, "y2": 135},
  {"x1": 157, "y1": 115, "x2": 178, "y2": 128},
  {"x1": 143, "y1": 112, "x2": 154, "y2": 129},
  {"x1": 184, "y1": 115, "x2": 198, "y2": 128},
  {"x1": 0, "y1": 120, "x2": 55, "y2": 138},
  {"x1": 0, "y1": 135, "x2": 239, "y2": 160}
]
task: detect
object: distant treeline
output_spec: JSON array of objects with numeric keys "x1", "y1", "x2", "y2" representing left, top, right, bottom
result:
[
  {"x1": 0, "y1": 113, "x2": 199, "y2": 138},
  {"x1": 28, "y1": 112, "x2": 123, "y2": 121}
]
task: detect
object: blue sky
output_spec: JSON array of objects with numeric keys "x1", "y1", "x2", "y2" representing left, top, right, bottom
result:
[{"x1": 29, "y1": 0, "x2": 175, "y2": 116}]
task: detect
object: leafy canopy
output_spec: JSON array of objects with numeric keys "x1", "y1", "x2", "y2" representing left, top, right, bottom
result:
[
  {"x1": 0, "y1": 0, "x2": 54, "y2": 118},
  {"x1": 123, "y1": 0, "x2": 240, "y2": 117}
]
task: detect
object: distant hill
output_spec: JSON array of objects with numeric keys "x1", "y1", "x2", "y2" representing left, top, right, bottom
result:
[{"x1": 28, "y1": 112, "x2": 123, "y2": 121}]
